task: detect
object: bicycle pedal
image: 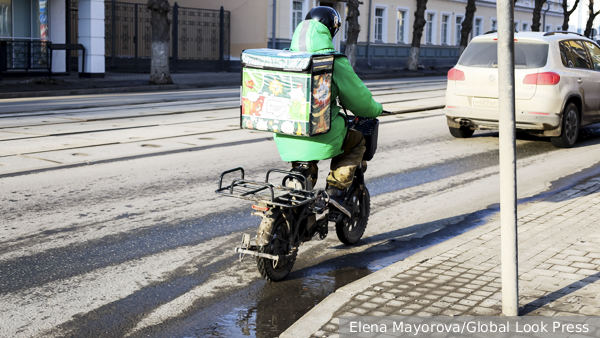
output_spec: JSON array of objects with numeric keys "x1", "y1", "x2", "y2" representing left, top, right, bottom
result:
[{"x1": 328, "y1": 212, "x2": 342, "y2": 223}]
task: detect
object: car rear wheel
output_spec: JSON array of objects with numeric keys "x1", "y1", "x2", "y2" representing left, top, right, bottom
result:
[
  {"x1": 551, "y1": 103, "x2": 579, "y2": 148},
  {"x1": 449, "y1": 126, "x2": 475, "y2": 138}
]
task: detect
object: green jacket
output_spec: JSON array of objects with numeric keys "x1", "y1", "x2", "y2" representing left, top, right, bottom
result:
[{"x1": 273, "y1": 20, "x2": 382, "y2": 161}]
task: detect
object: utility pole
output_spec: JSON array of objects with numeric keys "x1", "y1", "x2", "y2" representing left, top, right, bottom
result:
[
  {"x1": 497, "y1": 0, "x2": 519, "y2": 316},
  {"x1": 272, "y1": 0, "x2": 277, "y2": 49}
]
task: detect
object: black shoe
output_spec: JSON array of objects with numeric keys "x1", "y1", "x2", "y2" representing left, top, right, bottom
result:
[
  {"x1": 326, "y1": 187, "x2": 351, "y2": 219},
  {"x1": 326, "y1": 187, "x2": 345, "y2": 205}
]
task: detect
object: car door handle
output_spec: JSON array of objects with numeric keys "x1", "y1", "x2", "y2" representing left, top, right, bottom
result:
[{"x1": 578, "y1": 78, "x2": 583, "y2": 83}]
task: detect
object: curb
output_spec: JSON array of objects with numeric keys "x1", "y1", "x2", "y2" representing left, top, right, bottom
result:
[
  {"x1": 0, "y1": 84, "x2": 200, "y2": 99},
  {"x1": 0, "y1": 72, "x2": 448, "y2": 100},
  {"x1": 389, "y1": 105, "x2": 445, "y2": 114},
  {"x1": 358, "y1": 71, "x2": 449, "y2": 80},
  {"x1": 279, "y1": 218, "x2": 501, "y2": 338}
]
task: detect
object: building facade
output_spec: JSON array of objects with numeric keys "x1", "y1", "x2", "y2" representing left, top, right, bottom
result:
[
  {"x1": 0, "y1": 0, "x2": 105, "y2": 76},
  {"x1": 0, "y1": 0, "x2": 568, "y2": 75},
  {"x1": 266, "y1": 0, "x2": 564, "y2": 68}
]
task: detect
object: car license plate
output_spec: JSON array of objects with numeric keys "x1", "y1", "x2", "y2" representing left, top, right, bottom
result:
[{"x1": 473, "y1": 97, "x2": 499, "y2": 108}]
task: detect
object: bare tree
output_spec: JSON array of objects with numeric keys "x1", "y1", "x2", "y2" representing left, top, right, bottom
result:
[
  {"x1": 562, "y1": 0, "x2": 580, "y2": 31},
  {"x1": 459, "y1": 0, "x2": 476, "y2": 55},
  {"x1": 147, "y1": 0, "x2": 173, "y2": 85},
  {"x1": 406, "y1": 0, "x2": 428, "y2": 71},
  {"x1": 531, "y1": 0, "x2": 546, "y2": 31},
  {"x1": 345, "y1": 0, "x2": 363, "y2": 68},
  {"x1": 584, "y1": 0, "x2": 600, "y2": 38}
]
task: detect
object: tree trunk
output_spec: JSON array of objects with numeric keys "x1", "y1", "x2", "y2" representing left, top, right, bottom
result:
[
  {"x1": 584, "y1": 0, "x2": 600, "y2": 38},
  {"x1": 147, "y1": 0, "x2": 173, "y2": 85},
  {"x1": 345, "y1": 0, "x2": 363, "y2": 68},
  {"x1": 407, "y1": 0, "x2": 428, "y2": 71},
  {"x1": 459, "y1": 0, "x2": 476, "y2": 56},
  {"x1": 562, "y1": 0, "x2": 580, "y2": 31},
  {"x1": 531, "y1": 0, "x2": 545, "y2": 31}
]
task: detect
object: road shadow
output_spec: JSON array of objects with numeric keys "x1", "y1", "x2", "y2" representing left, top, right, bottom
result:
[
  {"x1": 471, "y1": 122, "x2": 600, "y2": 149},
  {"x1": 520, "y1": 272, "x2": 600, "y2": 315},
  {"x1": 283, "y1": 204, "x2": 498, "y2": 282}
]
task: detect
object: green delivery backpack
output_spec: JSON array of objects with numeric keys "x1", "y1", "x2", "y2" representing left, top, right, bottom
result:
[{"x1": 240, "y1": 48, "x2": 341, "y2": 137}]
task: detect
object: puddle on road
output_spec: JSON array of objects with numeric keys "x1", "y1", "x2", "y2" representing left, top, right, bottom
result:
[
  {"x1": 205, "y1": 268, "x2": 372, "y2": 338},
  {"x1": 176, "y1": 205, "x2": 497, "y2": 338}
]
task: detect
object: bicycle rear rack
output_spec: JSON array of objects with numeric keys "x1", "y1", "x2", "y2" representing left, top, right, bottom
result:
[{"x1": 215, "y1": 167, "x2": 320, "y2": 208}]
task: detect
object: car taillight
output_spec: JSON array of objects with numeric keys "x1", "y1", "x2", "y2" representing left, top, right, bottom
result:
[
  {"x1": 523, "y1": 72, "x2": 560, "y2": 85},
  {"x1": 448, "y1": 68, "x2": 465, "y2": 81}
]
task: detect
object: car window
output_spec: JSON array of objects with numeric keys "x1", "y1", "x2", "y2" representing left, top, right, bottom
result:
[
  {"x1": 457, "y1": 41, "x2": 549, "y2": 69},
  {"x1": 584, "y1": 41, "x2": 600, "y2": 71},
  {"x1": 559, "y1": 40, "x2": 592, "y2": 69}
]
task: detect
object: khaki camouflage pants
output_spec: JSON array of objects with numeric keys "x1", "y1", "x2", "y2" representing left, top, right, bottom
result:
[{"x1": 292, "y1": 129, "x2": 366, "y2": 190}]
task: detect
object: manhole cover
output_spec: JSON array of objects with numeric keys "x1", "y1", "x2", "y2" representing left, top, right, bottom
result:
[
  {"x1": 72, "y1": 153, "x2": 90, "y2": 156},
  {"x1": 228, "y1": 125, "x2": 240, "y2": 127},
  {"x1": 0, "y1": 164, "x2": 5, "y2": 166},
  {"x1": 129, "y1": 137, "x2": 142, "y2": 139},
  {"x1": 141, "y1": 144, "x2": 161, "y2": 148},
  {"x1": 198, "y1": 137, "x2": 215, "y2": 140}
]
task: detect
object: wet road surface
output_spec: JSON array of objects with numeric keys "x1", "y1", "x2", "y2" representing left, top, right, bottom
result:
[{"x1": 3, "y1": 81, "x2": 600, "y2": 337}]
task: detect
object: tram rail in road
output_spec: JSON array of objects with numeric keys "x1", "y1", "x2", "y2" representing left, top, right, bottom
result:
[{"x1": 0, "y1": 78, "x2": 447, "y2": 178}]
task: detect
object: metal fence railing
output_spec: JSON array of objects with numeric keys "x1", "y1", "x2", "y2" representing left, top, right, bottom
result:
[
  {"x1": 69, "y1": 0, "x2": 230, "y2": 72},
  {"x1": 0, "y1": 40, "x2": 51, "y2": 72}
]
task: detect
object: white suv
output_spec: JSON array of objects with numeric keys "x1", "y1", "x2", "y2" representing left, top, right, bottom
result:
[{"x1": 445, "y1": 31, "x2": 600, "y2": 148}]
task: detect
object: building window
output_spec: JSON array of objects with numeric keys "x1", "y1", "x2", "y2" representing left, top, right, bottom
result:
[
  {"x1": 397, "y1": 10, "x2": 406, "y2": 43},
  {"x1": 514, "y1": 22, "x2": 519, "y2": 31},
  {"x1": 491, "y1": 19, "x2": 497, "y2": 31},
  {"x1": 455, "y1": 16, "x2": 463, "y2": 45},
  {"x1": 1, "y1": 0, "x2": 48, "y2": 39},
  {"x1": 441, "y1": 14, "x2": 449, "y2": 44},
  {"x1": 522, "y1": 22, "x2": 528, "y2": 31},
  {"x1": 474, "y1": 18, "x2": 482, "y2": 36},
  {"x1": 545, "y1": 24, "x2": 552, "y2": 32},
  {"x1": 425, "y1": 13, "x2": 434, "y2": 44},
  {"x1": 557, "y1": 25, "x2": 562, "y2": 31},
  {"x1": 292, "y1": 1, "x2": 303, "y2": 31},
  {"x1": 374, "y1": 7, "x2": 384, "y2": 42},
  {"x1": 0, "y1": 0, "x2": 11, "y2": 37}
]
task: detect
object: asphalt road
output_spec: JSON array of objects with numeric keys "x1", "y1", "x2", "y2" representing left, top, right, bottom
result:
[{"x1": 2, "y1": 78, "x2": 600, "y2": 338}]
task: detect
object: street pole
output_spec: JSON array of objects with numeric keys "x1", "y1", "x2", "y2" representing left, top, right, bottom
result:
[
  {"x1": 219, "y1": 6, "x2": 225, "y2": 71},
  {"x1": 497, "y1": 0, "x2": 519, "y2": 316},
  {"x1": 543, "y1": 1, "x2": 550, "y2": 32},
  {"x1": 272, "y1": 0, "x2": 277, "y2": 49},
  {"x1": 366, "y1": 0, "x2": 372, "y2": 67}
]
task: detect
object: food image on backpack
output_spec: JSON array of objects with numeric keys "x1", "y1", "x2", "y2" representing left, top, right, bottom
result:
[{"x1": 240, "y1": 49, "x2": 335, "y2": 137}]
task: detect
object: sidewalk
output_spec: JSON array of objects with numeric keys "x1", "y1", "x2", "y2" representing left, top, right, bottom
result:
[
  {"x1": 281, "y1": 176, "x2": 600, "y2": 337},
  {"x1": 0, "y1": 67, "x2": 449, "y2": 99},
  {"x1": 0, "y1": 71, "x2": 241, "y2": 99}
]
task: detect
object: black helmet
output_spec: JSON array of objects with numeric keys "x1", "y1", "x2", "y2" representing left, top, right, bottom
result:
[{"x1": 305, "y1": 6, "x2": 342, "y2": 38}]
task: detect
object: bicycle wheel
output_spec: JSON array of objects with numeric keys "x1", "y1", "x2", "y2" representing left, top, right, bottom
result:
[
  {"x1": 256, "y1": 211, "x2": 296, "y2": 281},
  {"x1": 335, "y1": 186, "x2": 370, "y2": 245}
]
